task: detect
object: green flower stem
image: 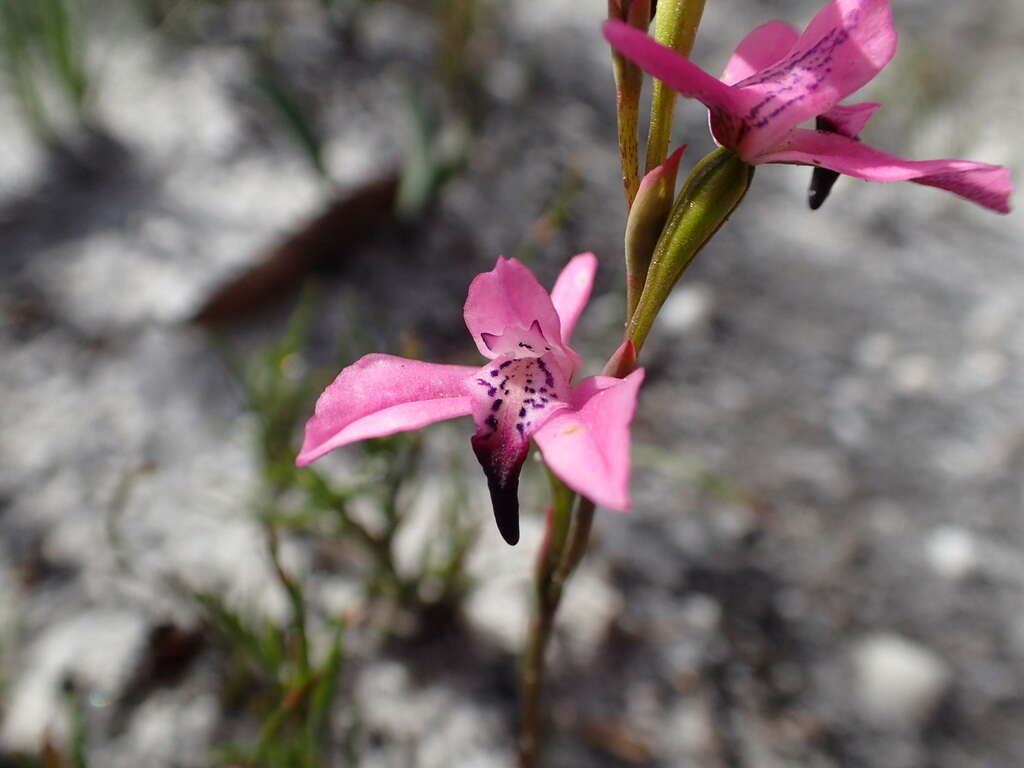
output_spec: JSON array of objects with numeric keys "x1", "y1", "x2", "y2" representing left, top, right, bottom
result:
[
  {"x1": 518, "y1": 156, "x2": 751, "y2": 768},
  {"x1": 518, "y1": 469, "x2": 573, "y2": 768},
  {"x1": 628, "y1": 148, "x2": 753, "y2": 351},
  {"x1": 613, "y1": 60, "x2": 643, "y2": 208},
  {"x1": 519, "y1": 491, "x2": 597, "y2": 768},
  {"x1": 643, "y1": 0, "x2": 705, "y2": 174},
  {"x1": 518, "y1": 347, "x2": 638, "y2": 768}
]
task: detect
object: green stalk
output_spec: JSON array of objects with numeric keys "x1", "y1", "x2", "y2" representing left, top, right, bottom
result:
[
  {"x1": 628, "y1": 148, "x2": 753, "y2": 350},
  {"x1": 609, "y1": 0, "x2": 652, "y2": 208},
  {"x1": 643, "y1": 0, "x2": 705, "y2": 174}
]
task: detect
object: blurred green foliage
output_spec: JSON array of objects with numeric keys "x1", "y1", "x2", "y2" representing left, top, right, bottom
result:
[
  {"x1": 197, "y1": 290, "x2": 479, "y2": 764},
  {"x1": 0, "y1": 0, "x2": 92, "y2": 141}
]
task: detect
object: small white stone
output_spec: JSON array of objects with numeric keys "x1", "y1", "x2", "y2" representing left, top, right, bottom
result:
[
  {"x1": 663, "y1": 701, "x2": 716, "y2": 756},
  {"x1": 890, "y1": 355, "x2": 938, "y2": 395},
  {"x1": 924, "y1": 526, "x2": 978, "y2": 581},
  {"x1": 484, "y1": 57, "x2": 527, "y2": 103},
  {"x1": 851, "y1": 633, "x2": 952, "y2": 732},
  {"x1": 555, "y1": 566, "x2": 623, "y2": 662},
  {"x1": 680, "y1": 594, "x2": 722, "y2": 634},
  {"x1": 658, "y1": 284, "x2": 714, "y2": 335},
  {"x1": 0, "y1": 612, "x2": 148, "y2": 751},
  {"x1": 463, "y1": 515, "x2": 541, "y2": 652},
  {"x1": 855, "y1": 333, "x2": 895, "y2": 370},
  {"x1": 710, "y1": 503, "x2": 757, "y2": 542},
  {"x1": 964, "y1": 293, "x2": 1017, "y2": 341},
  {"x1": 952, "y1": 350, "x2": 1008, "y2": 392}
]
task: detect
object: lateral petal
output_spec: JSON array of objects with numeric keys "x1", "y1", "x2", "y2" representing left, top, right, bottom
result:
[
  {"x1": 549, "y1": 252, "x2": 597, "y2": 346},
  {"x1": 721, "y1": 21, "x2": 799, "y2": 85},
  {"x1": 533, "y1": 369, "x2": 645, "y2": 511},
  {"x1": 733, "y1": 0, "x2": 897, "y2": 157},
  {"x1": 296, "y1": 354, "x2": 474, "y2": 466},
  {"x1": 759, "y1": 129, "x2": 1013, "y2": 213}
]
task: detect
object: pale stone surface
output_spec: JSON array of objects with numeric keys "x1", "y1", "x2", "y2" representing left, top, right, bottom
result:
[
  {"x1": 851, "y1": 634, "x2": 953, "y2": 732},
  {"x1": 0, "y1": 612, "x2": 147, "y2": 751},
  {"x1": 924, "y1": 526, "x2": 979, "y2": 582}
]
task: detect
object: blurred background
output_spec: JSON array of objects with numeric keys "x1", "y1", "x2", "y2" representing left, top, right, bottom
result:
[{"x1": 1, "y1": 0, "x2": 1022, "y2": 766}]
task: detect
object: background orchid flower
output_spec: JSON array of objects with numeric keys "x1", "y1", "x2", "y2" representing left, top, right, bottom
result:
[
  {"x1": 604, "y1": 0, "x2": 1013, "y2": 213},
  {"x1": 297, "y1": 254, "x2": 645, "y2": 546}
]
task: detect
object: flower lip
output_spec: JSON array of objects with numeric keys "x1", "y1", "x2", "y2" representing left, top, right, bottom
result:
[{"x1": 467, "y1": 347, "x2": 574, "y2": 545}]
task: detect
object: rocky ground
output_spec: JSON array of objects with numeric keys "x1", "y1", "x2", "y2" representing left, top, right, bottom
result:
[{"x1": 1, "y1": 0, "x2": 1022, "y2": 766}]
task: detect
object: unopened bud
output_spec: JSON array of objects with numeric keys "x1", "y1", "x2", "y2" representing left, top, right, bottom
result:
[
  {"x1": 628, "y1": 148, "x2": 752, "y2": 352},
  {"x1": 624, "y1": 145, "x2": 685, "y2": 318},
  {"x1": 602, "y1": 339, "x2": 638, "y2": 378}
]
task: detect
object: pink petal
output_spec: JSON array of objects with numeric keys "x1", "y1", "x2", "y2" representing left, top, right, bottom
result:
[
  {"x1": 721, "y1": 21, "x2": 799, "y2": 85},
  {"x1": 819, "y1": 101, "x2": 880, "y2": 138},
  {"x1": 602, "y1": 20, "x2": 749, "y2": 118},
  {"x1": 758, "y1": 129, "x2": 1013, "y2": 213},
  {"x1": 549, "y1": 252, "x2": 597, "y2": 346},
  {"x1": 732, "y1": 0, "x2": 897, "y2": 157},
  {"x1": 296, "y1": 354, "x2": 475, "y2": 466},
  {"x1": 463, "y1": 257, "x2": 566, "y2": 360},
  {"x1": 533, "y1": 369, "x2": 645, "y2": 511}
]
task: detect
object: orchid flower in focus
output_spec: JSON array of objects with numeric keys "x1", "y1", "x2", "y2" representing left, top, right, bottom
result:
[
  {"x1": 296, "y1": 255, "x2": 645, "y2": 545},
  {"x1": 604, "y1": 0, "x2": 1013, "y2": 213}
]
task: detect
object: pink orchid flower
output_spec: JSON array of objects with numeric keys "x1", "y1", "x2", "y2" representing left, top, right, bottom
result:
[
  {"x1": 296, "y1": 254, "x2": 645, "y2": 545},
  {"x1": 604, "y1": 0, "x2": 1012, "y2": 213}
]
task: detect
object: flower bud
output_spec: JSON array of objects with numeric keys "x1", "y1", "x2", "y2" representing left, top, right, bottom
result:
[
  {"x1": 624, "y1": 145, "x2": 684, "y2": 318},
  {"x1": 628, "y1": 148, "x2": 753, "y2": 351}
]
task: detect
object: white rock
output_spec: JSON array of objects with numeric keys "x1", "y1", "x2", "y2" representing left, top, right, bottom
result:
[
  {"x1": 855, "y1": 333, "x2": 895, "y2": 370},
  {"x1": 662, "y1": 701, "x2": 717, "y2": 757},
  {"x1": 0, "y1": 612, "x2": 147, "y2": 751},
  {"x1": 657, "y1": 284, "x2": 714, "y2": 335},
  {"x1": 890, "y1": 355, "x2": 938, "y2": 395},
  {"x1": 114, "y1": 691, "x2": 218, "y2": 768},
  {"x1": 964, "y1": 291, "x2": 1017, "y2": 341},
  {"x1": 952, "y1": 350, "x2": 1008, "y2": 392},
  {"x1": 924, "y1": 525, "x2": 979, "y2": 581},
  {"x1": 463, "y1": 515, "x2": 541, "y2": 652},
  {"x1": 851, "y1": 633, "x2": 952, "y2": 732},
  {"x1": 554, "y1": 565, "x2": 622, "y2": 662}
]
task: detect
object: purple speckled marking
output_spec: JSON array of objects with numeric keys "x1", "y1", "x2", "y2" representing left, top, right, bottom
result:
[
  {"x1": 475, "y1": 344, "x2": 571, "y2": 448},
  {"x1": 737, "y1": 9, "x2": 860, "y2": 132}
]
